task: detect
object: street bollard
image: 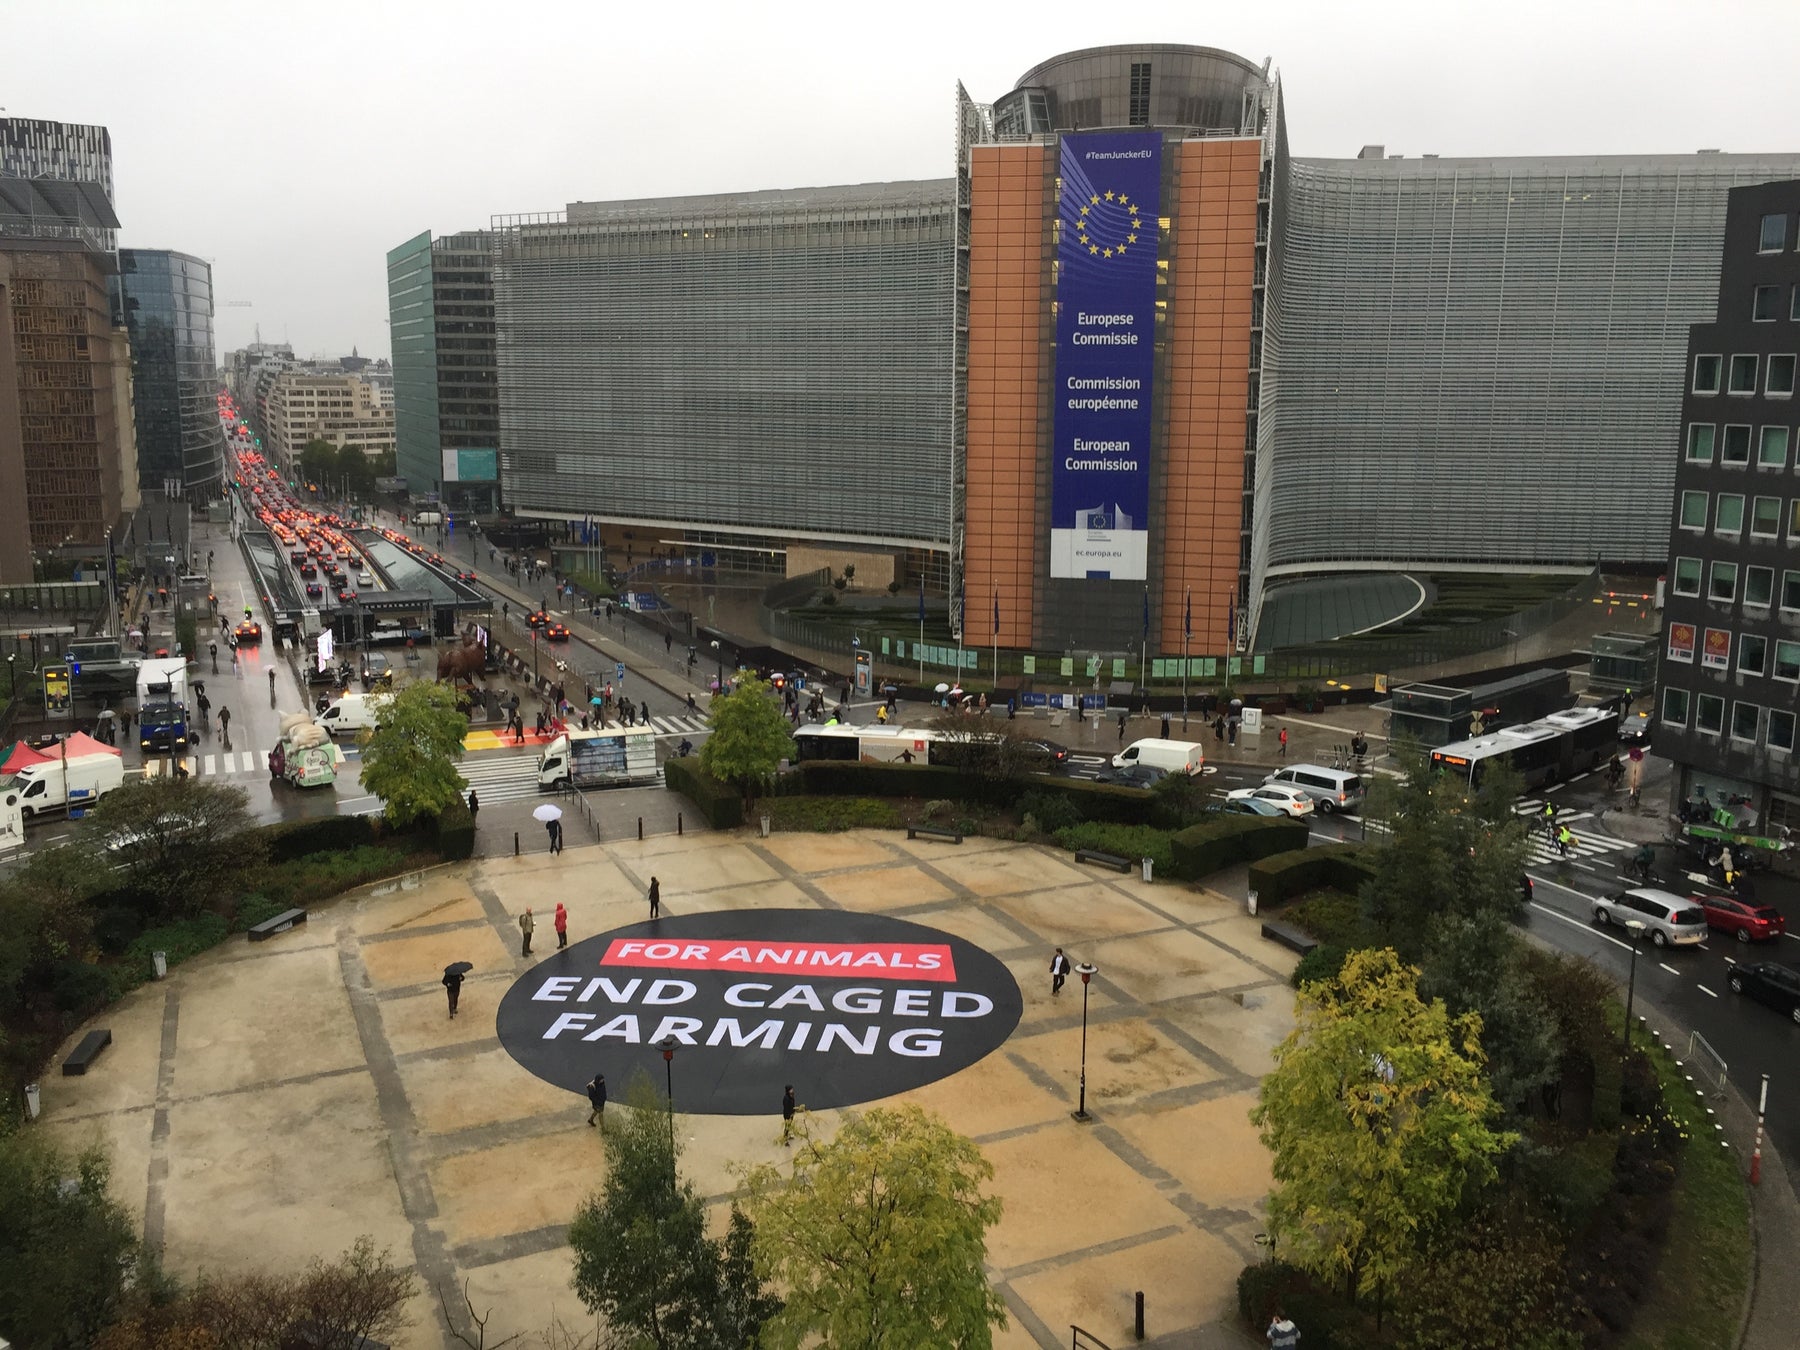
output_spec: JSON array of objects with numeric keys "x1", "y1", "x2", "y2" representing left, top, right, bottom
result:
[
  {"x1": 514, "y1": 831, "x2": 520, "y2": 857},
  {"x1": 1135, "y1": 1291, "x2": 1145, "y2": 1340},
  {"x1": 678, "y1": 813, "x2": 683, "y2": 835},
  {"x1": 638, "y1": 817, "x2": 644, "y2": 841}
]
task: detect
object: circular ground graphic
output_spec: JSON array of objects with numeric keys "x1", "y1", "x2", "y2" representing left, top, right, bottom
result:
[{"x1": 497, "y1": 909, "x2": 1023, "y2": 1115}]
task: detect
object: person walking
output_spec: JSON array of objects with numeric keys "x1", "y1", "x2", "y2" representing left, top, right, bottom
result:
[
  {"x1": 781, "y1": 1084, "x2": 797, "y2": 1145},
  {"x1": 586, "y1": 1073, "x2": 607, "y2": 1126},
  {"x1": 268, "y1": 667, "x2": 277, "y2": 697},
  {"x1": 648, "y1": 877, "x2": 661, "y2": 918},
  {"x1": 1266, "y1": 1309, "x2": 1299, "y2": 1349},
  {"x1": 218, "y1": 706, "x2": 231, "y2": 741},
  {"x1": 554, "y1": 901, "x2": 569, "y2": 950},
  {"x1": 519, "y1": 906, "x2": 535, "y2": 955},
  {"x1": 1214, "y1": 713, "x2": 1226, "y2": 742},
  {"x1": 1278, "y1": 726, "x2": 1289, "y2": 758},
  {"x1": 1050, "y1": 947, "x2": 1072, "y2": 996},
  {"x1": 467, "y1": 788, "x2": 479, "y2": 819},
  {"x1": 1117, "y1": 712, "x2": 1127, "y2": 743},
  {"x1": 442, "y1": 966, "x2": 463, "y2": 1018},
  {"x1": 1160, "y1": 712, "x2": 1171, "y2": 739}
]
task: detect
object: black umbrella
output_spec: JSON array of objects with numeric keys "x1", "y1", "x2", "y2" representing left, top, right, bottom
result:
[{"x1": 444, "y1": 961, "x2": 473, "y2": 977}]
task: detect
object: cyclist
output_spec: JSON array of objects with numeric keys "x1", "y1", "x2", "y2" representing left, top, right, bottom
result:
[
  {"x1": 1555, "y1": 824, "x2": 1574, "y2": 858},
  {"x1": 1632, "y1": 843, "x2": 1655, "y2": 881}
]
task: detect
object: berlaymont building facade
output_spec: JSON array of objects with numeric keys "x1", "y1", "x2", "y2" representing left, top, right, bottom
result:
[{"x1": 425, "y1": 42, "x2": 1800, "y2": 655}]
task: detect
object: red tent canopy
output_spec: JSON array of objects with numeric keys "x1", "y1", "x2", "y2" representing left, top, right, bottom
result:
[
  {"x1": 0, "y1": 741, "x2": 51, "y2": 774},
  {"x1": 58, "y1": 731, "x2": 121, "y2": 758}
]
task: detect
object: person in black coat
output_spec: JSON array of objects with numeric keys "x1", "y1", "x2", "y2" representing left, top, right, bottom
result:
[
  {"x1": 442, "y1": 968, "x2": 463, "y2": 1018},
  {"x1": 782, "y1": 1084, "x2": 797, "y2": 1144},
  {"x1": 586, "y1": 1073, "x2": 606, "y2": 1126}
]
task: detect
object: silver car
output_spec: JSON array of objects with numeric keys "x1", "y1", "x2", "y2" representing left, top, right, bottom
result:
[{"x1": 1592, "y1": 887, "x2": 1707, "y2": 948}]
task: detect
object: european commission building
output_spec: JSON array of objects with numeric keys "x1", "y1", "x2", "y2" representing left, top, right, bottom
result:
[{"x1": 456, "y1": 44, "x2": 1800, "y2": 650}]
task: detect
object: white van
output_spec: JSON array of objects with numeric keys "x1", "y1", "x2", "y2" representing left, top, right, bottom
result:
[
  {"x1": 316, "y1": 692, "x2": 393, "y2": 738},
  {"x1": 13, "y1": 751, "x2": 127, "y2": 819},
  {"x1": 1263, "y1": 763, "x2": 1366, "y2": 814},
  {"x1": 1111, "y1": 739, "x2": 1206, "y2": 775}
]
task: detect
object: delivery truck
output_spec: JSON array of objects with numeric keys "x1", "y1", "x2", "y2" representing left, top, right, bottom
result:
[
  {"x1": 316, "y1": 691, "x2": 393, "y2": 738},
  {"x1": 12, "y1": 744, "x2": 127, "y2": 819},
  {"x1": 537, "y1": 726, "x2": 658, "y2": 790},
  {"x1": 136, "y1": 656, "x2": 193, "y2": 752}
]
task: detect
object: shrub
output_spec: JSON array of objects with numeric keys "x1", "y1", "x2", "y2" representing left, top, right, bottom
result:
[
  {"x1": 1053, "y1": 822, "x2": 1174, "y2": 873},
  {"x1": 1247, "y1": 844, "x2": 1379, "y2": 909},
  {"x1": 1017, "y1": 788, "x2": 1082, "y2": 834},
  {"x1": 433, "y1": 798, "x2": 476, "y2": 860},
  {"x1": 1282, "y1": 889, "x2": 1374, "y2": 947},
  {"x1": 126, "y1": 914, "x2": 230, "y2": 971},
  {"x1": 793, "y1": 762, "x2": 1150, "y2": 822},
  {"x1": 765, "y1": 797, "x2": 901, "y2": 832},
  {"x1": 1290, "y1": 943, "x2": 1347, "y2": 988},
  {"x1": 261, "y1": 847, "x2": 411, "y2": 906},
  {"x1": 663, "y1": 756, "x2": 743, "y2": 829},
  {"x1": 50, "y1": 959, "x2": 114, "y2": 1015},
  {"x1": 259, "y1": 814, "x2": 377, "y2": 863},
  {"x1": 1169, "y1": 815, "x2": 1308, "y2": 881},
  {"x1": 92, "y1": 905, "x2": 146, "y2": 955},
  {"x1": 233, "y1": 892, "x2": 289, "y2": 932}
]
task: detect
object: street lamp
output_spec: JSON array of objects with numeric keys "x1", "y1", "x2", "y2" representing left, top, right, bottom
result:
[
  {"x1": 657, "y1": 1037, "x2": 678, "y2": 1180},
  {"x1": 1073, "y1": 962, "x2": 1098, "y2": 1122},
  {"x1": 5, "y1": 653, "x2": 14, "y2": 701},
  {"x1": 1620, "y1": 919, "x2": 1647, "y2": 1064}
]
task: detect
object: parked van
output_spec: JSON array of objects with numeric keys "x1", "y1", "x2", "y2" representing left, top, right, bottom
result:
[
  {"x1": 12, "y1": 750, "x2": 126, "y2": 819},
  {"x1": 1263, "y1": 763, "x2": 1366, "y2": 814},
  {"x1": 316, "y1": 692, "x2": 393, "y2": 738},
  {"x1": 1111, "y1": 739, "x2": 1206, "y2": 775}
]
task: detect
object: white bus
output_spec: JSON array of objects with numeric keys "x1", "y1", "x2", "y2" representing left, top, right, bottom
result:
[{"x1": 1430, "y1": 706, "x2": 1620, "y2": 790}]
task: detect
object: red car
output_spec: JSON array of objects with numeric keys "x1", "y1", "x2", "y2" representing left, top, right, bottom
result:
[
  {"x1": 544, "y1": 621, "x2": 570, "y2": 641},
  {"x1": 1699, "y1": 894, "x2": 1787, "y2": 943},
  {"x1": 234, "y1": 621, "x2": 263, "y2": 645}
]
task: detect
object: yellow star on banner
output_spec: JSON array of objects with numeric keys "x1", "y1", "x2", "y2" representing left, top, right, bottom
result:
[
  {"x1": 1103, "y1": 247, "x2": 1113, "y2": 257},
  {"x1": 1079, "y1": 204, "x2": 1090, "y2": 216},
  {"x1": 1088, "y1": 243, "x2": 1099, "y2": 254},
  {"x1": 1089, "y1": 194, "x2": 1100, "y2": 205},
  {"x1": 1078, "y1": 235, "x2": 1089, "y2": 246},
  {"x1": 1127, "y1": 233, "x2": 1138, "y2": 243},
  {"x1": 1104, "y1": 190, "x2": 1116, "y2": 201},
  {"x1": 1119, "y1": 195, "x2": 1130, "y2": 206},
  {"x1": 1116, "y1": 243, "x2": 1127, "y2": 255}
]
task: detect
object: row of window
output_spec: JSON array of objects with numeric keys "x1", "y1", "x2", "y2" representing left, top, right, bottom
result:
[
  {"x1": 1686, "y1": 423, "x2": 1796, "y2": 466},
  {"x1": 1761, "y1": 212, "x2": 1798, "y2": 254},
  {"x1": 1669, "y1": 556, "x2": 1800, "y2": 609},
  {"x1": 1675, "y1": 491, "x2": 1800, "y2": 542},
  {"x1": 1693, "y1": 352, "x2": 1798, "y2": 396},
  {"x1": 1665, "y1": 616, "x2": 1800, "y2": 678},
  {"x1": 1750, "y1": 285, "x2": 1800, "y2": 323},
  {"x1": 1663, "y1": 686, "x2": 1797, "y2": 752}
]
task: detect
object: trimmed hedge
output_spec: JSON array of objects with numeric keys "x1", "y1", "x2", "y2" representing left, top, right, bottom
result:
[
  {"x1": 790, "y1": 762, "x2": 1152, "y2": 823},
  {"x1": 261, "y1": 813, "x2": 379, "y2": 862},
  {"x1": 1169, "y1": 815, "x2": 1308, "y2": 881},
  {"x1": 433, "y1": 799, "x2": 476, "y2": 860},
  {"x1": 664, "y1": 756, "x2": 744, "y2": 829},
  {"x1": 1246, "y1": 843, "x2": 1379, "y2": 909},
  {"x1": 1053, "y1": 822, "x2": 1174, "y2": 873}
]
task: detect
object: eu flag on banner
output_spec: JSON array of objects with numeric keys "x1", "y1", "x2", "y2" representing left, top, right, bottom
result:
[
  {"x1": 1184, "y1": 589, "x2": 1192, "y2": 641},
  {"x1": 993, "y1": 589, "x2": 1000, "y2": 637},
  {"x1": 1227, "y1": 594, "x2": 1237, "y2": 645}
]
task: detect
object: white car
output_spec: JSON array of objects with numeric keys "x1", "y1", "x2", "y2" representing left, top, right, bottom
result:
[
  {"x1": 357, "y1": 570, "x2": 373, "y2": 587},
  {"x1": 1224, "y1": 784, "x2": 1315, "y2": 817}
]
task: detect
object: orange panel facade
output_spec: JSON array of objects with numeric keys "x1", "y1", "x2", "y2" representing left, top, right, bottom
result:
[{"x1": 964, "y1": 143, "x2": 1045, "y2": 649}]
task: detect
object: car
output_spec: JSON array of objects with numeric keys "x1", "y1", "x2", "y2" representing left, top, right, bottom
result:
[
  {"x1": 1098, "y1": 762, "x2": 1168, "y2": 789},
  {"x1": 1617, "y1": 710, "x2": 1652, "y2": 745},
  {"x1": 456, "y1": 569, "x2": 478, "y2": 582},
  {"x1": 1698, "y1": 894, "x2": 1787, "y2": 943},
  {"x1": 1727, "y1": 962, "x2": 1800, "y2": 1024},
  {"x1": 1013, "y1": 737, "x2": 1071, "y2": 772},
  {"x1": 304, "y1": 583, "x2": 323, "y2": 598},
  {"x1": 234, "y1": 621, "x2": 262, "y2": 644},
  {"x1": 337, "y1": 588, "x2": 357, "y2": 603},
  {"x1": 358, "y1": 571, "x2": 373, "y2": 587},
  {"x1": 1227, "y1": 784, "x2": 1315, "y2": 817},
  {"x1": 299, "y1": 562, "x2": 317, "y2": 578},
  {"x1": 1591, "y1": 887, "x2": 1707, "y2": 948},
  {"x1": 544, "y1": 621, "x2": 570, "y2": 641},
  {"x1": 360, "y1": 653, "x2": 394, "y2": 688},
  {"x1": 1220, "y1": 796, "x2": 1285, "y2": 816},
  {"x1": 526, "y1": 610, "x2": 548, "y2": 630}
]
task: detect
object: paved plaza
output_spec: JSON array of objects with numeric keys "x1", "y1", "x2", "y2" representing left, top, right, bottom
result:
[{"x1": 40, "y1": 828, "x2": 1298, "y2": 1349}]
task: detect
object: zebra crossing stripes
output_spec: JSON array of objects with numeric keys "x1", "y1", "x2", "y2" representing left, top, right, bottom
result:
[
  {"x1": 456, "y1": 754, "x2": 553, "y2": 806},
  {"x1": 589, "y1": 713, "x2": 710, "y2": 737},
  {"x1": 141, "y1": 749, "x2": 265, "y2": 779}
]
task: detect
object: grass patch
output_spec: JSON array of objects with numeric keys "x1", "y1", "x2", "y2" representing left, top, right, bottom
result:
[
  {"x1": 563, "y1": 566, "x2": 616, "y2": 598},
  {"x1": 1617, "y1": 1039, "x2": 1751, "y2": 1350},
  {"x1": 258, "y1": 845, "x2": 420, "y2": 907},
  {"x1": 763, "y1": 797, "x2": 902, "y2": 832},
  {"x1": 1282, "y1": 888, "x2": 1378, "y2": 945}
]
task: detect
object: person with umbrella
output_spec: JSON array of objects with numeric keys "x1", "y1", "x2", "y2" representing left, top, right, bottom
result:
[
  {"x1": 534, "y1": 803, "x2": 563, "y2": 854},
  {"x1": 443, "y1": 961, "x2": 470, "y2": 1018}
]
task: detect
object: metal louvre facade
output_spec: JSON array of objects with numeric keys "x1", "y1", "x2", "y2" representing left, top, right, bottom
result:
[
  {"x1": 1266, "y1": 153, "x2": 1800, "y2": 575},
  {"x1": 493, "y1": 181, "x2": 956, "y2": 547}
]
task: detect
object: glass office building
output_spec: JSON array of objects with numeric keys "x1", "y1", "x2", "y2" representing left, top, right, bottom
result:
[
  {"x1": 114, "y1": 248, "x2": 224, "y2": 495},
  {"x1": 492, "y1": 181, "x2": 956, "y2": 553}
]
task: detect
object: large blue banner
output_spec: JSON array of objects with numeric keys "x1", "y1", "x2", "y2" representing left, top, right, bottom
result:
[{"x1": 1051, "y1": 131, "x2": 1161, "y2": 581}]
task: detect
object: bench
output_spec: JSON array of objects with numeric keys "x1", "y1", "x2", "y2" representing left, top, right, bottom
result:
[
  {"x1": 248, "y1": 907, "x2": 308, "y2": 942},
  {"x1": 906, "y1": 823, "x2": 963, "y2": 845},
  {"x1": 1075, "y1": 848, "x2": 1133, "y2": 873},
  {"x1": 63, "y1": 1028, "x2": 112, "y2": 1075},
  {"x1": 1260, "y1": 920, "x2": 1319, "y2": 956}
]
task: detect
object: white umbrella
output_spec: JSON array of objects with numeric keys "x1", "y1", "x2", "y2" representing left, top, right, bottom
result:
[
  {"x1": 532, "y1": 804, "x2": 563, "y2": 822},
  {"x1": 934, "y1": 682, "x2": 951, "y2": 694}
]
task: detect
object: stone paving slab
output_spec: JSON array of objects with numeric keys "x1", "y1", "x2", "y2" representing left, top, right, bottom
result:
[{"x1": 40, "y1": 829, "x2": 1293, "y2": 1349}]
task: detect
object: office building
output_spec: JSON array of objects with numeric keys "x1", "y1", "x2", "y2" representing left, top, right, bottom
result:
[
  {"x1": 261, "y1": 369, "x2": 395, "y2": 471},
  {"x1": 387, "y1": 229, "x2": 499, "y2": 513},
  {"x1": 114, "y1": 248, "x2": 225, "y2": 496},
  {"x1": 1654, "y1": 180, "x2": 1800, "y2": 831}
]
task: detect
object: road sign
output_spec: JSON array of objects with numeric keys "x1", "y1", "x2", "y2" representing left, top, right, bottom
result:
[{"x1": 615, "y1": 662, "x2": 626, "y2": 684}]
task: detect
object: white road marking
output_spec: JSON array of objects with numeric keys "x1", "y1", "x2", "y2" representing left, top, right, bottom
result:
[
  {"x1": 1697, "y1": 984, "x2": 1719, "y2": 998},
  {"x1": 1659, "y1": 963, "x2": 1681, "y2": 975},
  {"x1": 1527, "y1": 899, "x2": 1634, "y2": 952}
]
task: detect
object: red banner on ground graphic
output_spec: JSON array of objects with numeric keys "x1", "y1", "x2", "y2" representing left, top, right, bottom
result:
[{"x1": 600, "y1": 939, "x2": 958, "y2": 982}]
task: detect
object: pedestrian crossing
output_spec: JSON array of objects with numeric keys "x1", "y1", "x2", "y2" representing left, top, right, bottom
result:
[
  {"x1": 141, "y1": 748, "x2": 266, "y2": 779},
  {"x1": 1513, "y1": 803, "x2": 1625, "y2": 866},
  {"x1": 456, "y1": 755, "x2": 549, "y2": 806},
  {"x1": 589, "y1": 713, "x2": 710, "y2": 738}
]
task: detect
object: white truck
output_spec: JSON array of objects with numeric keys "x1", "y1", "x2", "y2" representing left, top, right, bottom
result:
[
  {"x1": 12, "y1": 748, "x2": 126, "y2": 819},
  {"x1": 136, "y1": 656, "x2": 193, "y2": 753},
  {"x1": 537, "y1": 726, "x2": 659, "y2": 790}
]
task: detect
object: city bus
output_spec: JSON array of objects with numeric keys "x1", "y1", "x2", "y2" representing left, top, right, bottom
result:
[
  {"x1": 792, "y1": 724, "x2": 944, "y2": 764},
  {"x1": 1429, "y1": 705, "x2": 1620, "y2": 790}
]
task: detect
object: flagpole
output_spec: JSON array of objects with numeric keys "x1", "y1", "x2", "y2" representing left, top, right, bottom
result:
[
  {"x1": 1140, "y1": 585, "x2": 1148, "y2": 712},
  {"x1": 1182, "y1": 586, "x2": 1190, "y2": 733},
  {"x1": 917, "y1": 574, "x2": 925, "y2": 686},
  {"x1": 991, "y1": 583, "x2": 999, "y2": 697}
]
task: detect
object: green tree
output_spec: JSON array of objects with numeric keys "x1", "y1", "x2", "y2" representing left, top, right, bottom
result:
[
  {"x1": 698, "y1": 676, "x2": 793, "y2": 809},
  {"x1": 568, "y1": 1075, "x2": 778, "y2": 1349},
  {"x1": 1390, "y1": 1205, "x2": 1579, "y2": 1350},
  {"x1": 92, "y1": 777, "x2": 264, "y2": 919},
  {"x1": 358, "y1": 681, "x2": 469, "y2": 827},
  {"x1": 740, "y1": 1103, "x2": 1007, "y2": 1349},
  {"x1": 299, "y1": 437, "x2": 340, "y2": 487},
  {"x1": 0, "y1": 1131, "x2": 144, "y2": 1348},
  {"x1": 1253, "y1": 948, "x2": 1515, "y2": 1307}
]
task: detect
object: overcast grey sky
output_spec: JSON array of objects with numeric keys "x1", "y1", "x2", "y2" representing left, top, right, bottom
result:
[{"x1": 7, "y1": 0, "x2": 1797, "y2": 359}]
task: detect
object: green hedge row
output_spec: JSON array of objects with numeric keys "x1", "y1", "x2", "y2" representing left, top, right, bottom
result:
[
  {"x1": 1246, "y1": 843, "x2": 1380, "y2": 909},
  {"x1": 1169, "y1": 815, "x2": 1309, "y2": 881},
  {"x1": 664, "y1": 757, "x2": 744, "y2": 828},
  {"x1": 788, "y1": 762, "x2": 1153, "y2": 823},
  {"x1": 1053, "y1": 822, "x2": 1175, "y2": 873},
  {"x1": 434, "y1": 798, "x2": 476, "y2": 860},
  {"x1": 261, "y1": 813, "x2": 380, "y2": 862}
]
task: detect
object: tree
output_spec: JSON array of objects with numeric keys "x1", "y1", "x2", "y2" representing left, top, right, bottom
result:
[
  {"x1": 0, "y1": 845, "x2": 100, "y2": 1013},
  {"x1": 1253, "y1": 948, "x2": 1515, "y2": 1307},
  {"x1": 740, "y1": 1103, "x2": 1007, "y2": 1350},
  {"x1": 91, "y1": 777, "x2": 264, "y2": 918},
  {"x1": 568, "y1": 1075, "x2": 778, "y2": 1349},
  {"x1": 358, "y1": 681, "x2": 469, "y2": 827},
  {"x1": 698, "y1": 677, "x2": 793, "y2": 809},
  {"x1": 299, "y1": 437, "x2": 340, "y2": 488},
  {"x1": 926, "y1": 712, "x2": 1041, "y2": 784},
  {"x1": 1389, "y1": 1206, "x2": 1579, "y2": 1350},
  {"x1": 0, "y1": 1131, "x2": 144, "y2": 1349}
]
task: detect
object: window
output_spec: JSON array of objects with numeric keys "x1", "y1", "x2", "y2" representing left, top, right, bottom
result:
[
  {"x1": 1748, "y1": 565, "x2": 1775, "y2": 607},
  {"x1": 1761, "y1": 212, "x2": 1789, "y2": 252},
  {"x1": 1662, "y1": 687, "x2": 1690, "y2": 728},
  {"x1": 1775, "y1": 639, "x2": 1800, "y2": 682},
  {"x1": 1694, "y1": 354, "x2": 1722, "y2": 393},
  {"x1": 1794, "y1": 286, "x2": 1800, "y2": 322},
  {"x1": 1732, "y1": 701, "x2": 1762, "y2": 743},
  {"x1": 1709, "y1": 560, "x2": 1739, "y2": 600},
  {"x1": 1771, "y1": 709, "x2": 1797, "y2": 752},
  {"x1": 1785, "y1": 570, "x2": 1800, "y2": 610},
  {"x1": 1128, "y1": 62, "x2": 1151, "y2": 126},
  {"x1": 1697, "y1": 693, "x2": 1726, "y2": 734},
  {"x1": 1716, "y1": 494, "x2": 1744, "y2": 534},
  {"x1": 1730, "y1": 355, "x2": 1759, "y2": 393},
  {"x1": 1754, "y1": 495, "x2": 1782, "y2": 536},
  {"x1": 1759, "y1": 425, "x2": 1791, "y2": 467},
  {"x1": 1672, "y1": 557, "x2": 1702, "y2": 596},
  {"x1": 1723, "y1": 425, "x2": 1752, "y2": 463},
  {"x1": 1686, "y1": 424, "x2": 1715, "y2": 461},
  {"x1": 1740, "y1": 633, "x2": 1768, "y2": 675},
  {"x1": 1770, "y1": 354, "x2": 1797, "y2": 396},
  {"x1": 1755, "y1": 285, "x2": 1780, "y2": 320},
  {"x1": 1681, "y1": 491, "x2": 1708, "y2": 529}
]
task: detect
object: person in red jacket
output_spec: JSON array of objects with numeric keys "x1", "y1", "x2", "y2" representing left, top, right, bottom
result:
[{"x1": 554, "y1": 902, "x2": 569, "y2": 950}]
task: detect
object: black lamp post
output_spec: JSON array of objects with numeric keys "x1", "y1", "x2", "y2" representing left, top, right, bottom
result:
[
  {"x1": 5, "y1": 653, "x2": 14, "y2": 701},
  {"x1": 1620, "y1": 920, "x2": 1646, "y2": 1064},
  {"x1": 658, "y1": 1036, "x2": 678, "y2": 1178},
  {"x1": 1073, "y1": 961, "x2": 1098, "y2": 1122}
]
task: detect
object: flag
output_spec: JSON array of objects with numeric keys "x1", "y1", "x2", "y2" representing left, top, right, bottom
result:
[
  {"x1": 1183, "y1": 587, "x2": 1192, "y2": 641},
  {"x1": 1227, "y1": 593, "x2": 1236, "y2": 646},
  {"x1": 918, "y1": 574, "x2": 926, "y2": 625},
  {"x1": 993, "y1": 587, "x2": 1000, "y2": 637}
]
